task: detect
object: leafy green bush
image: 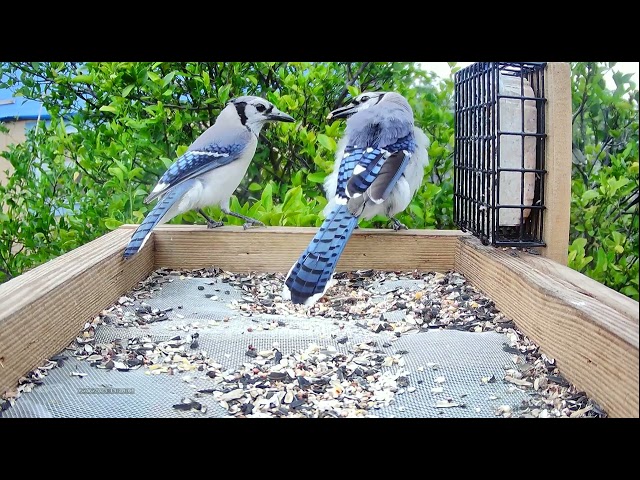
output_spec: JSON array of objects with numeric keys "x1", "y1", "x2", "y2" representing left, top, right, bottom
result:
[
  {"x1": 569, "y1": 63, "x2": 638, "y2": 300},
  {"x1": 0, "y1": 62, "x2": 452, "y2": 281},
  {"x1": 1, "y1": 62, "x2": 637, "y2": 304}
]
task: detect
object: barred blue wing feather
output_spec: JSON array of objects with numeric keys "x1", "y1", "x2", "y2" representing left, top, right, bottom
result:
[
  {"x1": 366, "y1": 135, "x2": 417, "y2": 203},
  {"x1": 345, "y1": 147, "x2": 388, "y2": 199},
  {"x1": 145, "y1": 144, "x2": 245, "y2": 204},
  {"x1": 335, "y1": 146, "x2": 364, "y2": 203}
]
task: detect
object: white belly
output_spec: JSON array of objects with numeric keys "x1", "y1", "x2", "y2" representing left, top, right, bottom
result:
[
  {"x1": 196, "y1": 152, "x2": 253, "y2": 209},
  {"x1": 163, "y1": 146, "x2": 255, "y2": 220}
]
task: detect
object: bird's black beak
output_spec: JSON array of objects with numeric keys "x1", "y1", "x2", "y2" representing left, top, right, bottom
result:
[
  {"x1": 268, "y1": 107, "x2": 295, "y2": 123},
  {"x1": 327, "y1": 102, "x2": 358, "y2": 122}
]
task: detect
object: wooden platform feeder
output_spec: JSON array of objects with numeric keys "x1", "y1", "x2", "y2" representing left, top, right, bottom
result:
[{"x1": 0, "y1": 63, "x2": 637, "y2": 418}]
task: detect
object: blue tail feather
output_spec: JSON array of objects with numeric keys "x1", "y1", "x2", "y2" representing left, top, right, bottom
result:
[
  {"x1": 285, "y1": 205, "x2": 358, "y2": 304},
  {"x1": 123, "y1": 180, "x2": 195, "y2": 259}
]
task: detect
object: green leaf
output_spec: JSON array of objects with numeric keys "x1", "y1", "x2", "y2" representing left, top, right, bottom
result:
[
  {"x1": 260, "y1": 185, "x2": 273, "y2": 212},
  {"x1": 409, "y1": 204, "x2": 424, "y2": 218},
  {"x1": 108, "y1": 166, "x2": 124, "y2": 184},
  {"x1": 218, "y1": 85, "x2": 231, "y2": 105},
  {"x1": 121, "y1": 84, "x2": 135, "y2": 98},
  {"x1": 595, "y1": 248, "x2": 608, "y2": 272},
  {"x1": 283, "y1": 186, "x2": 303, "y2": 211},
  {"x1": 571, "y1": 237, "x2": 588, "y2": 251},
  {"x1": 581, "y1": 189, "x2": 600, "y2": 203},
  {"x1": 99, "y1": 105, "x2": 117, "y2": 113},
  {"x1": 317, "y1": 134, "x2": 337, "y2": 151},
  {"x1": 176, "y1": 145, "x2": 189, "y2": 157},
  {"x1": 621, "y1": 286, "x2": 639, "y2": 300},
  {"x1": 347, "y1": 85, "x2": 360, "y2": 98},
  {"x1": 292, "y1": 170, "x2": 303, "y2": 187},
  {"x1": 147, "y1": 71, "x2": 161, "y2": 83},
  {"x1": 104, "y1": 218, "x2": 123, "y2": 230},
  {"x1": 162, "y1": 71, "x2": 177, "y2": 87},
  {"x1": 248, "y1": 182, "x2": 262, "y2": 192},
  {"x1": 611, "y1": 231, "x2": 625, "y2": 246},
  {"x1": 324, "y1": 121, "x2": 341, "y2": 137},
  {"x1": 307, "y1": 172, "x2": 326, "y2": 183},
  {"x1": 202, "y1": 70, "x2": 211, "y2": 89},
  {"x1": 70, "y1": 75, "x2": 92, "y2": 84}
]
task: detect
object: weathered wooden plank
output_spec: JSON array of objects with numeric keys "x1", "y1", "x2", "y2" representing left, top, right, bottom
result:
[
  {"x1": 516, "y1": 251, "x2": 640, "y2": 323},
  {"x1": 146, "y1": 225, "x2": 466, "y2": 273},
  {"x1": 455, "y1": 236, "x2": 639, "y2": 418},
  {"x1": 0, "y1": 228, "x2": 154, "y2": 395},
  {"x1": 541, "y1": 62, "x2": 573, "y2": 265}
]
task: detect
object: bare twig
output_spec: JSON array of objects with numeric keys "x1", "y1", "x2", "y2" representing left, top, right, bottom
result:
[
  {"x1": 332, "y1": 62, "x2": 370, "y2": 110},
  {"x1": 259, "y1": 133, "x2": 311, "y2": 172}
]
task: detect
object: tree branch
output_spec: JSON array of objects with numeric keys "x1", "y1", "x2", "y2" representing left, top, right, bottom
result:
[
  {"x1": 332, "y1": 62, "x2": 370, "y2": 110},
  {"x1": 259, "y1": 133, "x2": 311, "y2": 171}
]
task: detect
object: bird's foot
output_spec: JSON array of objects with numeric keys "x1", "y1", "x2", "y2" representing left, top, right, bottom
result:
[
  {"x1": 391, "y1": 217, "x2": 408, "y2": 231},
  {"x1": 242, "y1": 219, "x2": 265, "y2": 230},
  {"x1": 222, "y1": 209, "x2": 266, "y2": 230},
  {"x1": 206, "y1": 220, "x2": 224, "y2": 229},
  {"x1": 198, "y1": 209, "x2": 223, "y2": 229}
]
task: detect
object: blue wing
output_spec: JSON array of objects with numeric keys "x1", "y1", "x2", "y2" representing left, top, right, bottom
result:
[
  {"x1": 334, "y1": 146, "x2": 366, "y2": 203},
  {"x1": 145, "y1": 143, "x2": 246, "y2": 204},
  {"x1": 335, "y1": 134, "x2": 417, "y2": 205}
]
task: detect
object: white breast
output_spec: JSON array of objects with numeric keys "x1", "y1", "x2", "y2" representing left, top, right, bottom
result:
[{"x1": 195, "y1": 136, "x2": 258, "y2": 210}]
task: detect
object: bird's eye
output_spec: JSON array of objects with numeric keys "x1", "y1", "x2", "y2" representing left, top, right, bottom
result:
[
  {"x1": 255, "y1": 104, "x2": 267, "y2": 112},
  {"x1": 359, "y1": 95, "x2": 369, "y2": 102}
]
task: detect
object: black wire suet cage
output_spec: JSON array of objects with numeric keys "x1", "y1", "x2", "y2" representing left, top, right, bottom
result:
[{"x1": 454, "y1": 62, "x2": 547, "y2": 247}]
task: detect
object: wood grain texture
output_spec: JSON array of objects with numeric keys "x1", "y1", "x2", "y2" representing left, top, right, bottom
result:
[
  {"x1": 542, "y1": 62, "x2": 572, "y2": 265},
  {"x1": 455, "y1": 236, "x2": 639, "y2": 418},
  {"x1": 0, "y1": 228, "x2": 154, "y2": 395},
  {"x1": 146, "y1": 225, "x2": 467, "y2": 273},
  {"x1": 516, "y1": 252, "x2": 640, "y2": 323}
]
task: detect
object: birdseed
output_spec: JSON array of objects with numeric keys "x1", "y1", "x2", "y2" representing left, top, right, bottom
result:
[{"x1": 1, "y1": 267, "x2": 606, "y2": 418}]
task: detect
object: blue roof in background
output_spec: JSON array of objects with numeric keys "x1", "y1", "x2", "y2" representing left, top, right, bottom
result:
[{"x1": 0, "y1": 86, "x2": 51, "y2": 122}]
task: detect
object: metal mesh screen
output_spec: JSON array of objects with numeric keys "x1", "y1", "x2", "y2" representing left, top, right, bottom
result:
[
  {"x1": 454, "y1": 62, "x2": 547, "y2": 247},
  {"x1": 3, "y1": 276, "x2": 534, "y2": 418}
]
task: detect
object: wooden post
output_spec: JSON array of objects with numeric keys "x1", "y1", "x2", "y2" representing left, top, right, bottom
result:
[{"x1": 541, "y1": 62, "x2": 572, "y2": 265}]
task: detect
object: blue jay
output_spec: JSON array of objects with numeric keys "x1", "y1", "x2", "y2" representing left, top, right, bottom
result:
[
  {"x1": 283, "y1": 92, "x2": 430, "y2": 305},
  {"x1": 123, "y1": 96, "x2": 294, "y2": 259}
]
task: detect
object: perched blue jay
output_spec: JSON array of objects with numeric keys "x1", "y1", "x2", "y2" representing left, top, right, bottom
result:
[
  {"x1": 123, "y1": 96, "x2": 294, "y2": 259},
  {"x1": 283, "y1": 92, "x2": 430, "y2": 305}
]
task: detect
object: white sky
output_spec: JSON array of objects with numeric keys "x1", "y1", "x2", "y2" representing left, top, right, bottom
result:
[{"x1": 420, "y1": 62, "x2": 639, "y2": 89}]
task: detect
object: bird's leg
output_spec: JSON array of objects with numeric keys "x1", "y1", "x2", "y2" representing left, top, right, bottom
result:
[
  {"x1": 390, "y1": 217, "x2": 408, "y2": 231},
  {"x1": 221, "y1": 208, "x2": 265, "y2": 230},
  {"x1": 198, "y1": 209, "x2": 224, "y2": 229}
]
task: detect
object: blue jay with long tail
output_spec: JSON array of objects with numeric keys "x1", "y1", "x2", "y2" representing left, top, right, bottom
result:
[
  {"x1": 283, "y1": 91, "x2": 430, "y2": 305},
  {"x1": 122, "y1": 96, "x2": 294, "y2": 259}
]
